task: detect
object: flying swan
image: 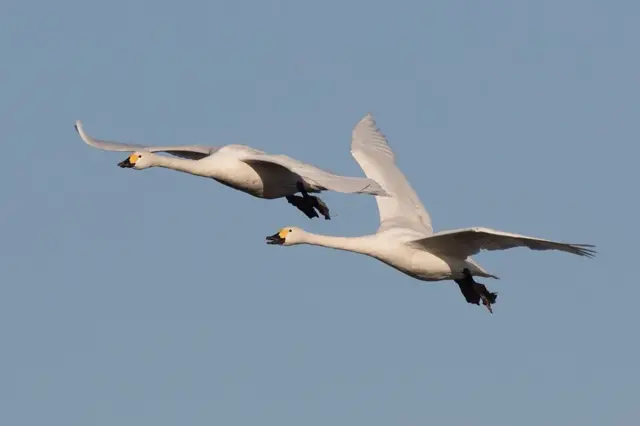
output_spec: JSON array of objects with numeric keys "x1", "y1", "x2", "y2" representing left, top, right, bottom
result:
[
  {"x1": 266, "y1": 114, "x2": 596, "y2": 313},
  {"x1": 75, "y1": 121, "x2": 388, "y2": 219}
]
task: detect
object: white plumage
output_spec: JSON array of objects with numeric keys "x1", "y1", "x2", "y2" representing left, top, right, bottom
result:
[
  {"x1": 267, "y1": 113, "x2": 595, "y2": 313},
  {"x1": 75, "y1": 120, "x2": 388, "y2": 220}
]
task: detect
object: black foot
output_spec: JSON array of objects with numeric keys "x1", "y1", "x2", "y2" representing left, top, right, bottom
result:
[
  {"x1": 310, "y1": 195, "x2": 330, "y2": 220},
  {"x1": 285, "y1": 183, "x2": 331, "y2": 220},
  {"x1": 286, "y1": 194, "x2": 319, "y2": 219},
  {"x1": 454, "y1": 268, "x2": 498, "y2": 313}
]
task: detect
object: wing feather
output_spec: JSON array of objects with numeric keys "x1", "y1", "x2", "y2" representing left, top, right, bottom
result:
[
  {"x1": 241, "y1": 153, "x2": 388, "y2": 196},
  {"x1": 409, "y1": 227, "x2": 596, "y2": 259},
  {"x1": 350, "y1": 114, "x2": 433, "y2": 235},
  {"x1": 75, "y1": 120, "x2": 217, "y2": 160}
]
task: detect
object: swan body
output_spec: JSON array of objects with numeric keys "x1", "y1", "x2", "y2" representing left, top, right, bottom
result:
[
  {"x1": 75, "y1": 121, "x2": 388, "y2": 219},
  {"x1": 135, "y1": 146, "x2": 303, "y2": 198},
  {"x1": 267, "y1": 227, "x2": 496, "y2": 281},
  {"x1": 267, "y1": 114, "x2": 596, "y2": 313}
]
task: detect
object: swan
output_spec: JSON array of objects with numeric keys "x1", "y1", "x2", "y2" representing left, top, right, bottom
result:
[
  {"x1": 74, "y1": 121, "x2": 388, "y2": 219},
  {"x1": 266, "y1": 114, "x2": 596, "y2": 313}
]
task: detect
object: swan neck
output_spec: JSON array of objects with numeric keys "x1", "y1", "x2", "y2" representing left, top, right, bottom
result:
[
  {"x1": 153, "y1": 155, "x2": 211, "y2": 177},
  {"x1": 302, "y1": 233, "x2": 372, "y2": 255}
]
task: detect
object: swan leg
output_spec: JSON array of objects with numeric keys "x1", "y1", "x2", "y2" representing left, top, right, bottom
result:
[
  {"x1": 454, "y1": 268, "x2": 498, "y2": 313},
  {"x1": 285, "y1": 182, "x2": 331, "y2": 220},
  {"x1": 285, "y1": 195, "x2": 320, "y2": 219},
  {"x1": 308, "y1": 195, "x2": 331, "y2": 220}
]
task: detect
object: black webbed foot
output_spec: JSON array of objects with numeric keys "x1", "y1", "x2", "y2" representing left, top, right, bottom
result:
[
  {"x1": 286, "y1": 195, "x2": 319, "y2": 219},
  {"x1": 285, "y1": 182, "x2": 331, "y2": 220},
  {"x1": 454, "y1": 268, "x2": 498, "y2": 313},
  {"x1": 308, "y1": 195, "x2": 330, "y2": 220}
]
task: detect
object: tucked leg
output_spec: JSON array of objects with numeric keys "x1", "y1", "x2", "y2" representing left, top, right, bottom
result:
[
  {"x1": 308, "y1": 195, "x2": 330, "y2": 220},
  {"x1": 283, "y1": 182, "x2": 331, "y2": 220},
  {"x1": 454, "y1": 277, "x2": 481, "y2": 305},
  {"x1": 286, "y1": 194, "x2": 319, "y2": 219},
  {"x1": 454, "y1": 269, "x2": 498, "y2": 313}
]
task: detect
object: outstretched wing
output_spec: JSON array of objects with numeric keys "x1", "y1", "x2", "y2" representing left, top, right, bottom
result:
[
  {"x1": 408, "y1": 227, "x2": 596, "y2": 259},
  {"x1": 350, "y1": 113, "x2": 433, "y2": 235},
  {"x1": 75, "y1": 120, "x2": 218, "y2": 160},
  {"x1": 241, "y1": 153, "x2": 388, "y2": 196}
]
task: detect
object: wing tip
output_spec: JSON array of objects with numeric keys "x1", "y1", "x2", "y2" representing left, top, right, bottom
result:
[
  {"x1": 357, "y1": 112, "x2": 376, "y2": 126},
  {"x1": 352, "y1": 112, "x2": 381, "y2": 143},
  {"x1": 356, "y1": 177, "x2": 390, "y2": 196},
  {"x1": 577, "y1": 245, "x2": 597, "y2": 258},
  {"x1": 367, "y1": 182, "x2": 390, "y2": 197},
  {"x1": 74, "y1": 120, "x2": 107, "y2": 149},
  {"x1": 74, "y1": 120, "x2": 92, "y2": 144}
]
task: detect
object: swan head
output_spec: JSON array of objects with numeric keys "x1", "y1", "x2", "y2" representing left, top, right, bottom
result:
[
  {"x1": 265, "y1": 226, "x2": 304, "y2": 246},
  {"x1": 117, "y1": 151, "x2": 153, "y2": 170}
]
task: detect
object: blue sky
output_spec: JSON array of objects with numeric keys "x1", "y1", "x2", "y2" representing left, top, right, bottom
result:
[{"x1": 1, "y1": 0, "x2": 637, "y2": 424}]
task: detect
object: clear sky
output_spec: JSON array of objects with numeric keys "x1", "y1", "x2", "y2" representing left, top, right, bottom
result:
[{"x1": 1, "y1": 0, "x2": 637, "y2": 424}]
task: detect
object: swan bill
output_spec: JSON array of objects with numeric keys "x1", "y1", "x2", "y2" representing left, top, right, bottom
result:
[
  {"x1": 118, "y1": 154, "x2": 138, "y2": 168},
  {"x1": 266, "y1": 233, "x2": 285, "y2": 245}
]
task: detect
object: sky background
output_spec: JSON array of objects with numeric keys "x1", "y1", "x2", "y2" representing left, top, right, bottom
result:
[{"x1": 1, "y1": 0, "x2": 638, "y2": 424}]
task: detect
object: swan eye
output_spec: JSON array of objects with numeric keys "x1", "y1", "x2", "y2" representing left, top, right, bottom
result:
[{"x1": 288, "y1": 229, "x2": 292, "y2": 233}]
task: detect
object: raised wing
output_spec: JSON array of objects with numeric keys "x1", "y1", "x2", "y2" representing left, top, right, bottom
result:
[
  {"x1": 241, "y1": 153, "x2": 388, "y2": 196},
  {"x1": 408, "y1": 227, "x2": 596, "y2": 259},
  {"x1": 350, "y1": 113, "x2": 433, "y2": 235},
  {"x1": 75, "y1": 120, "x2": 218, "y2": 160}
]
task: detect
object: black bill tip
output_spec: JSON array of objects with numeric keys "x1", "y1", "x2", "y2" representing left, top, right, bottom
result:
[
  {"x1": 266, "y1": 233, "x2": 285, "y2": 245},
  {"x1": 118, "y1": 158, "x2": 134, "y2": 168}
]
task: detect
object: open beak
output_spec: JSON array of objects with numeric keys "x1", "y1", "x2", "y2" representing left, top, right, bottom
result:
[
  {"x1": 118, "y1": 157, "x2": 135, "y2": 168},
  {"x1": 266, "y1": 233, "x2": 285, "y2": 245}
]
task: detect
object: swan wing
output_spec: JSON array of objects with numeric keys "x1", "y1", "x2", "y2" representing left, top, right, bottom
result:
[
  {"x1": 350, "y1": 113, "x2": 433, "y2": 235},
  {"x1": 241, "y1": 153, "x2": 388, "y2": 196},
  {"x1": 408, "y1": 227, "x2": 596, "y2": 259},
  {"x1": 75, "y1": 120, "x2": 218, "y2": 160}
]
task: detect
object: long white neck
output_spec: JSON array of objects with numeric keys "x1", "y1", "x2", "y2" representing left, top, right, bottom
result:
[
  {"x1": 299, "y1": 232, "x2": 376, "y2": 257},
  {"x1": 151, "y1": 155, "x2": 215, "y2": 177}
]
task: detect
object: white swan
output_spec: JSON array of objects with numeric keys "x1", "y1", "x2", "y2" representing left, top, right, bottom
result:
[
  {"x1": 75, "y1": 120, "x2": 388, "y2": 219},
  {"x1": 266, "y1": 114, "x2": 596, "y2": 313}
]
